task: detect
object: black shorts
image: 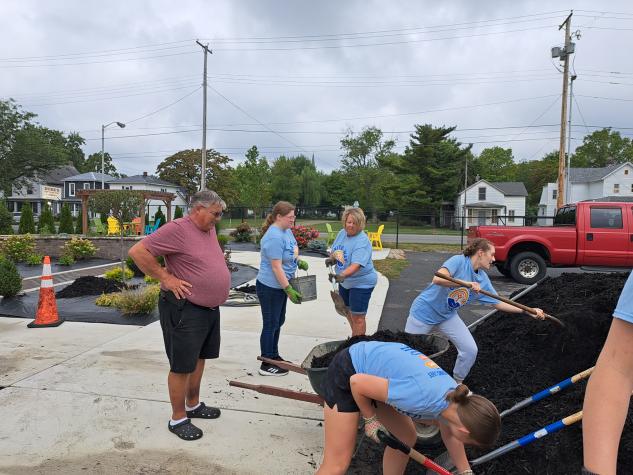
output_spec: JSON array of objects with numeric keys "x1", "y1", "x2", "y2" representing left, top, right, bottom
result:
[
  {"x1": 322, "y1": 348, "x2": 359, "y2": 413},
  {"x1": 159, "y1": 290, "x2": 221, "y2": 374}
]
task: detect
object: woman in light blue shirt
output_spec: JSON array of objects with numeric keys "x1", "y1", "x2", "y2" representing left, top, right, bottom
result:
[
  {"x1": 326, "y1": 207, "x2": 377, "y2": 336},
  {"x1": 405, "y1": 238, "x2": 545, "y2": 383},
  {"x1": 316, "y1": 340, "x2": 500, "y2": 475}
]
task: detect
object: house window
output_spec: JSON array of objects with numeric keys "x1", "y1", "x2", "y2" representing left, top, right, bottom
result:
[
  {"x1": 508, "y1": 210, "x2": 515, "y2": 223},
  {"x1": 625, "y1": 169, "x2": 629, "y2": 175},
  {"x1": 478, "y1": 187, "x2": 486, "y2": 201},
  {"x1": 83, "y1": 182, "x2": 90, "y2": 189},
  {"x1": 160, "y1": 188, "x2": 167, "y2": 192},
  {"x1": 467, "y1": 209, "x2": 474, "y2": 225},
  {"x1": 123, "y1": 185, "x2": 133, "y2": 190},
  {"x1": 631, "y1": 184, "x2": 633, "y2": 193},
  {"x1": 69, "y1": 183, "x2": 75, "y2": 197},
  {"x1": 614, "y1": 183, "x2": 620, "y2": 193},
  {"x1": 552, "y1": 189, "x2": 557, "y2": 200},
  {"x1": 27, "y1": 186, "x2": 33, "y2": 195}
]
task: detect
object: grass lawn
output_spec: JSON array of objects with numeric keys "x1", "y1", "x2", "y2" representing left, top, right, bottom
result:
[
  {"x1": 373, "y1": 258, "x2": 411, "y2": 280},
  {"x1": 397, "y1": 243, "x2": 463, "y2": 253}
]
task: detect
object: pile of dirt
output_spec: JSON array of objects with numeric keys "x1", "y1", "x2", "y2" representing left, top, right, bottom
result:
[
  {"x1": 347, "y1": 272, "x2": 632, "y2": 474},
  {"x1": 56, "y1": 276, "x2": 128, "y2": 299},
  {"x1": 310, "y1": 330, "x2": 443, "y2": 368}
]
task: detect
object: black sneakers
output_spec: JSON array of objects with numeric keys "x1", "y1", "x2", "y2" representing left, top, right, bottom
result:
[{"x1": 259, "y1": 362, "x2": 289, "y2": 376}]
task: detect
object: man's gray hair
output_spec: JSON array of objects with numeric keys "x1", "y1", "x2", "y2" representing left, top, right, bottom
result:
[{"x1": 190, "y1": 190, "x2": 226, "y2": 210}]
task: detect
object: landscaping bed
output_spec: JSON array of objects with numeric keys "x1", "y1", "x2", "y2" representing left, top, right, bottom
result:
[{"x1": 348, "y1": 272, "x2": 632, "y2": 474}]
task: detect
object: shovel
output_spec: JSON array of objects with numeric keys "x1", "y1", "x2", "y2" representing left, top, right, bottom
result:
[
  {"x1": 328, "y1": 265, "x2": 349, "y2": 318},
  {"x1": 433, "y1": 272, "x2": 565, "y2": 327},
  {"x1": 377, "y1": 430, "x2": 452, "y2": 475}
]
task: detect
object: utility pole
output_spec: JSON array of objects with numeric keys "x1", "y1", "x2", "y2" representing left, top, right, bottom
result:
[
  {"x1": 555, "y1": 11, "x2": 573, "y2": 210},
  {"x1": 565, "y1": 74, "x2": 577, "y2": 204},
  {"x1": 196, "y1": 40, "x2": 211, "y2": 191},
  {"x1": 460, "y1": 155, "x2": 468, "y2": 249}
]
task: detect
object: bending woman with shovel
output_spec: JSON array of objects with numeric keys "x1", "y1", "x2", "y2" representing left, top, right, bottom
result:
[
  {"x1": 316, "y1": 340, "x2": 501, "y2": 475},
  {"x1": 405, "y1": 238, "x2": 546, "y2": 383}
]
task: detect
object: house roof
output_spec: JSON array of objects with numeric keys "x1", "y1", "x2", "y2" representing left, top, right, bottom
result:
[
  {"x1": 63, "y1": 172, "x2": 115, "y2": 182},
  {"x1": 491, "y1": 182, "x2": 528, "y2": 196},
  {"x1": 569, "y1": 163, "x2": 627, "y2": 183},
  {"x1": 42, "y1": 165, "x2": 79, "y2": 185},
  {"x1": 464, "y1": 201, "x2": 505, "y2": 208},
  {"x1": 108, "y1": 174, "x2": 176, "y2": 187}
]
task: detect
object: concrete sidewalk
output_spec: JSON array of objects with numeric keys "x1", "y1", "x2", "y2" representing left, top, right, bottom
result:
[{"x1": 0, "y1": 252, "x2": 388, "y2": 474}]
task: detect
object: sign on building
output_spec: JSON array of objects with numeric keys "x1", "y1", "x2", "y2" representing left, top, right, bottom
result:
[{"x1": 42, "y1": 185, "x2": 61, "y2": 201}]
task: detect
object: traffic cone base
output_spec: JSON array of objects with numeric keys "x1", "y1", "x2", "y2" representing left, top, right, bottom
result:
[{"x1": 28, "y1": 256, "x2": 63, "y2": 328}]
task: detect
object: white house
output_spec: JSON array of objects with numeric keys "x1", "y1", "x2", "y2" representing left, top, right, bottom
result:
[
  {"x1": 455, "y1": 180, "x2": 528, "y2": 227},
  {"x1": 107, "y1": 172, "x2": 188, "y2": 220},
  {"x1": 538, "y1": 162, "x2": 633, "y2": 222},
  {"x1": 62, "y1": 171, "x2": 114, "y2": 217}
]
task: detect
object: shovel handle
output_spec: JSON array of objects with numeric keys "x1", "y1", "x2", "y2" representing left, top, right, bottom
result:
[
  {"x1": 433, "y1": 272, "x2": 564, "y2": 327},
  {"x1": 377, "y1": 430, "x2": 452, "y2": 475}
]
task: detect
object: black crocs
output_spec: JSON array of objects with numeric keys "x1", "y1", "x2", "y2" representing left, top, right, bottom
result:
[
  {"x1": 186, "y1": 402, "x2": 221, "y2": 419},
  {"x1": 168, "y1": 419, "x2": 203, "y2": 441}
]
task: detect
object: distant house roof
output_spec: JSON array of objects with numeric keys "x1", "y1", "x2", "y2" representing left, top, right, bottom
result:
[
  {"x1": 491, "y1": 182, "x2": 528, "y2": 197},
  {"x1": 63, "y1": 172, "x2": 115, "y2": 182},
  {"x1": 108, "y1": 173, "x2": 176, "y2": 187},
  {"x1": 42, "y1": 165, "x2": 79, "y2": 185},
  {"x1": 569, "y1": 163, "x2": 628, "y2": 183}
]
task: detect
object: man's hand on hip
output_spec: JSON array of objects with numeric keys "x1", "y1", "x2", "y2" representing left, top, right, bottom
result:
[{"x1": 163, "y1": 273, "x2": 192, "y2": 299}]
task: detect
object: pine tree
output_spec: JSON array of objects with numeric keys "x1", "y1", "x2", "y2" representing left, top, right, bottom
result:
[
  {"x1": 174, "y1": 205, "x2": 183, "y2": 219},
  {"x1": 153, "y1": 206, "x2": 166, "y2": 228},
  {"x1": 37, "y1": 203, "x2": 56, "y2": 234},
  {"x1": 18, "y1": 202, "x2": 36, "y2": 234},
  {"x1": 75, "y1": 215, "x2": 83, "y2": 234},
  {"x1": 0, "y1": 200, "x2": 13, "y2": 234},
  {"x1": 58, "y1": 203, "x2": 74, "y2": 234}
]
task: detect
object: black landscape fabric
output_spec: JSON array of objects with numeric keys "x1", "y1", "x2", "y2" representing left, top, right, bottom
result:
[{"x1": 346, "y1": 272, "x2": 632, "y2": 475}]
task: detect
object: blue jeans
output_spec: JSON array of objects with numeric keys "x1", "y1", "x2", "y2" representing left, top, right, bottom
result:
[{"x1": 256, "y1": 280, "x2": 287, "y2": 359}]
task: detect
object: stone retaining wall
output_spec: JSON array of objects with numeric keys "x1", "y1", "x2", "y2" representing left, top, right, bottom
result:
[{"x1": 0, "y1": 235, "x2": 143, "y2": 260}]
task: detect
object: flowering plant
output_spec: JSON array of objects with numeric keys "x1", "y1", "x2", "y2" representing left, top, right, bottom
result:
[{"x1": 291, "y1": 225, "x2": 320, "y2": 249}]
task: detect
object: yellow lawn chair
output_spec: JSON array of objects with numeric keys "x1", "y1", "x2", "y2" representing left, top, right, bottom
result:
[
  {"x1": 325, "y1": 222, "x2": 337, "y2": 247},
  {"x1": 107, "y1": 216, "x2": 120, "y2": 235},
  {"x1": 366, "y1": 224, "x2": 384, "y2": 250}
]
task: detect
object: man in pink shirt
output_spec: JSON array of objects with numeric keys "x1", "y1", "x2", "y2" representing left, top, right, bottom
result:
[{"x1": 129, "y1": 190, "x2": 230, "y2": 441}]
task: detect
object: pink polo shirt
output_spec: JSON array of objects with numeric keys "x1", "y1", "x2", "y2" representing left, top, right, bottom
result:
[{"x1": 142, "y1": 216, "x2": 230, "y2": 308}]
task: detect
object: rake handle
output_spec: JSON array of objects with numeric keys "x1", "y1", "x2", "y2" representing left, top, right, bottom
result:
[{"x1": 433, "y1": 272, "x2": 564, "y2": 327}]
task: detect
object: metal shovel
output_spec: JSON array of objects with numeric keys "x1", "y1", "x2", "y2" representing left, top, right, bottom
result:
[{"x1": 328, "y1": 265, "x2": 349, "y2": 317}]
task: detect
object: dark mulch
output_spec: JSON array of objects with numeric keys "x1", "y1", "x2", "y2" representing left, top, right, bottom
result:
[
  {"x1": 234, "y1": 284, "x2": 256, "y2": 294},
  {"x1": 310, "y1": 330, "x2": 442, "y2": 369},
  {"x1": 346, "y1": 272, "x2": 632, "y2": 474},
  {"x1": 55, "y1": 276, "x2": 129, "y2": 299}
]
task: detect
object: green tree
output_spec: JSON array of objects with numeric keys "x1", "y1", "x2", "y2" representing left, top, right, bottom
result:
[
  {"x1": 235, "y1": 146, "x2": 272, "y2": 214},
  {"x1": 270, "y1": 156, "x2": 301, "y2": 203},
  {"x1": 58, "y1": 203, "x2": 74, "y2": 234},
  {"x1": 0, "y1": 99, "x2": 35, "y2": 194},
  {"x1": 18, "y1": 202, "x2": 36, "y2": 234},
  {"x1": 320, "y1": 170, "x2": 353, "y2": 208},
  {"x1": 473, "y1": 147, "x2": 516, "y2": 182},
  {"x1": 174, "y1": 205, "x2": 184, "y2": 219},
  {"x1": 0, "y1": 199, "x2": 13, "y2": 234},
  {"x1": 153, "y1": 206, "x2": 166, "y2": 228},
  {"x1": 90, "y1": 190, "x2": 145, "y2": 277},
  {"x1": 37, "y1": 203, "x2": 55, "y2": 234},
  {"x1": 300, "y1": 164, "x2": 321, "y2": 207},
  {"x1": 82, "y1": 152, "x2": 118, "y2": 177},
  {"x1": 156, "y1": 148, "x2": 238, "y2": 204},
  {"x1": 572, "y1": 128, "x2": 633, "y2": 168},
  {"x1": 515, "y1": 151, "x2": 559, "y2": 213},
  {"x1": 75, "y1": 215, "x2": 83, "y2": 234},
  {"x1": 65, "y1": 132, "x2": 86, "y2": 171},
  {"x1": 340, "y1": 127, "x2": 396, "y2": 219}
]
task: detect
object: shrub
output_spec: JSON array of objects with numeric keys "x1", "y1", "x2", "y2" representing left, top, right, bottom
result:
[
  {"x1": 174, "y1": 206, "x2": 184, "y2": 219},
  {"x1": 25, "y1": 253, "x2": 43, "y2": 266},
  {"x1": 95, "y1": 292, "x2": 120, "y2": 307},
  {"x1": 218, "y1": 234, "x2": 228, "y2": 250},
  {"x1": 144, "y1": 274, "x2": 160, "y2": 284},
  {"x1": 104, "y1": 266, "x2": 134, "y2": 282},
  {"x1": 153, "y1": 206, "x2": 166, "y2": 228},
  {"x1": 61, "y1": 237, "x2": 97, "y2": 260},
  {"x1": 0, "y1": 256, "x2": 22, "y2": 297},
  {"x1": 0, "y1": 200, "x2": 13, "y2": 234},
  {"x1": 74, "y1": 216, "x2": 83, "y2": 234},
  {"x1": 2, "y1": 234, "x2": 35, "y2": 262},
  {"x1": 230, "y1": 222, "x2": 252, "y2": 243},
  {"x1": 57, "y1": 254, "x2": 75, "y2": 266},
  {"x1": 18, "y1": 203, "x2": 36, "y2": 234},
  {"x1": 58, "y1": 203, "x2": 74, "y2": 234},
  {"x1": 112, "y1": 285, "x2": 160, "y2": 315},
  {"x1": 38, "y1": 203, "x2": 56, "y2": 234},
  {"x1": 291, "y1": 225, "x2": 320, "y2": 249}
]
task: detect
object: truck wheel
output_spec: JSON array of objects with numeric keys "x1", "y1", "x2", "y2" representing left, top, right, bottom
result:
[
  {"x1": 509, "y1": 252, "x2": 547, "y2": 284},
  {"x1": 495, "y1": 263, "x2": 511, "y2": 278}
]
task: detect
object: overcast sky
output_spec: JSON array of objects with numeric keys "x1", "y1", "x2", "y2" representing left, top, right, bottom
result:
[{"x1": 1, "y1": 1, "x2": 632, "y2": 176}]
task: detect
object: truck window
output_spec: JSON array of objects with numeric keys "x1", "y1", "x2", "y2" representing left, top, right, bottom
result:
[
  {"x1": 554, "y1": 206, "x2": 576, "y2": 226},
  {"x1": 590, "y1": 208, "x2": 623, "y2": 229}
]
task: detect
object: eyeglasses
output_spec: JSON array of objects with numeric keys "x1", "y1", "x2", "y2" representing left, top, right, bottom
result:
[{"x1": 205, "y1": 208, "x2": 224, "y2": 218}]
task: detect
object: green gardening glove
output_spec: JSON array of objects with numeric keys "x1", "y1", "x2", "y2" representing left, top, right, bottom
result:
[
  {"x1": 297, "y1": 259, "x2": 309, "y2": 271},
  {"x1": 284, "y1": 285, "x2": 302, "y2": 304}
]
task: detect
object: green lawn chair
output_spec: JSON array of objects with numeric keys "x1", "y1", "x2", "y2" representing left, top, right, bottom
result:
[
  {"x1": 91, "y1": 217, "x2": 106, "y2": 235},
  {"x1": 325, "y1": 222, "x2": 337, "y2": 247}
]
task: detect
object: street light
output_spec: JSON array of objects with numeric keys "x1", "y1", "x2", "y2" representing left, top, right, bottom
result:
[{"x1": 101, "y1": 121, "x2": 125, "y2": 188}]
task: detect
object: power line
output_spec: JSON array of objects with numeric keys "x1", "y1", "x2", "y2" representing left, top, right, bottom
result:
[{"x1": 124, "y1": 87, "x2": 201, "y2": 125}]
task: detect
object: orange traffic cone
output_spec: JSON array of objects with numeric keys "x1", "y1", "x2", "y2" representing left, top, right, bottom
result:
[{"x1": 28, "y1": 256, "x2": 63, "y2": 328}]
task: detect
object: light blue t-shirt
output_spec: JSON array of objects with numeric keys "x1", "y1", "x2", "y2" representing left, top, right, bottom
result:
[
  {"x1": 256, "y1": 225, "x2": 298, "y2": 289},
  {"x1": 349, "y1": 341, "x2": 457, "y2": 420},
  {"x1": 330, "y1": 229, "x2": 377, "y2": 289},
  {"x1": 410, "y1": 254, "x2": 499, "y2": 325},
  {"x1": 613, "y1": 272, "x2": 633, "y2": 324}
]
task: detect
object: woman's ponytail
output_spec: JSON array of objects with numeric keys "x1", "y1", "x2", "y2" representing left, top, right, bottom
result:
[{"x1": 446, "y1": 384, "x2": 501, "y2": 448}]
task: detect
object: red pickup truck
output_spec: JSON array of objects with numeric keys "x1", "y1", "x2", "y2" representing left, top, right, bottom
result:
[{"x1": 468, "y1": 201, "x2": 633, "y2": 284}]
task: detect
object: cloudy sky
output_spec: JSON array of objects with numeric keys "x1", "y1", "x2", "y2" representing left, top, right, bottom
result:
[{"x1": 1, "y1": 1, "x2": 632, "y2": 176}]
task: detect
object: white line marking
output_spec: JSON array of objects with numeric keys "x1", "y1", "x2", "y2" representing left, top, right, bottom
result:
[{"x1": 22, "y1": 262, "x2": 118, "y2": 281}]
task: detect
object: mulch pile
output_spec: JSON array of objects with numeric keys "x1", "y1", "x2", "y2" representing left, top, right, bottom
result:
[
  {"x1": 56, "y1": 276, "x2": 129, "y2": 299},
  {"x1": 310, "y1": 330, "x2": 443, "y2": 369},
  {"x1": 347, "y1": 272, "x2": 633, "y2": 474}
]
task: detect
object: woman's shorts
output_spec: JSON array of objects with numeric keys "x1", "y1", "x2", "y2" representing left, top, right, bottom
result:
[
  {"x1": 322, "y1": 348, "x2": 359, "y2": 413},
  {"x1": 338, "y1": 286, "x2": 374, "y2": 315}
]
